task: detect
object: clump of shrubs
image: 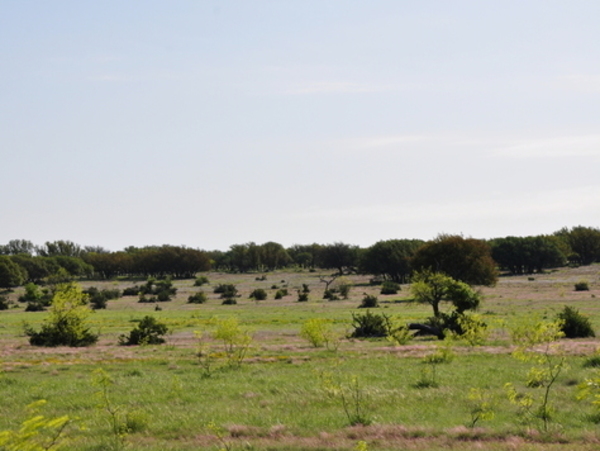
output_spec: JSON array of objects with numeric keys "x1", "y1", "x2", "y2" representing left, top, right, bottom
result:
[
  {"x1": 119, "y1": 316, "x2": 169, "y2": 345},
  {"x1": 83, "y1": 286, "x2": 121, "y2": 310},
  {"x1": 380, "y1": 280, "x2": 400, "y2": 295},
  {"x1": 575, "y1": 280, "x2": 590, "y2": 291},
  {"x1": 19, "y1": 283, "x2": 53, "y2": 312},
  {"x1": 297, "y1": 291, "x2": 308, "y2": 302},
  {"x1": 194, "y1": 276, "x2": 210, "y2": 286},
  {"x1": 556, "y1": 305, "x2": 595, "y2": 338},
  {"x1": 0, "y1": 295, "x2": 11, "y2": 310},
  {"x1": 122, "y1": 286, "x2": 141, "y2": 296},
  {"x1": 137, "y1": 277, "x2": 177, "y2": 303},
  {"x1": 349, "y1": 310, "x2": 392, "y2": 338},
  {"x1": 214, "y1": 284, "x2": 238, "y2": 304},
  {"x1": 188, "y1": 291, "x2": 208, "y2": 304},
  {"x1": 359, "y1": 294, "x2": 379, "y2": 308},
  {"x1": 249, "y1": 288, "x2": 267, "y2": 301}
]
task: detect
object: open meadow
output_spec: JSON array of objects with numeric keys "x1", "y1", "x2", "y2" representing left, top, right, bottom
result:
[{"x1": 1, "y1": 265, "x2": 600, "y2": 450}]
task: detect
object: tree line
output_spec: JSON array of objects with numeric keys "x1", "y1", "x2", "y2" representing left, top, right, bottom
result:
[{"x1": 0, "y1": 225, "x2": 599, "y2": 288}]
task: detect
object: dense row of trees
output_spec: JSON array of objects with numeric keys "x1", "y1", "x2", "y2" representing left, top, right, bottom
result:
[{"x1": 0, "y1": 226, "x2": 599, "y2": 288}]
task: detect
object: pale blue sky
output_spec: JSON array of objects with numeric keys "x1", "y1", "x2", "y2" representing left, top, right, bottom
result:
[{"x1": 1, "y1": 1, "x2": 599, "y2": 251}]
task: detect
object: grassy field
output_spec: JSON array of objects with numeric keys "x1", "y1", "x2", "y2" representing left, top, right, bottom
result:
[{"x1": 1, "y1": 265, "x2": 600, "y2": 450}]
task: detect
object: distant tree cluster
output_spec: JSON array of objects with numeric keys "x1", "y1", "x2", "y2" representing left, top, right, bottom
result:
[{"x1": 1, "y1": 226, "x2": 598, "y2": 288}]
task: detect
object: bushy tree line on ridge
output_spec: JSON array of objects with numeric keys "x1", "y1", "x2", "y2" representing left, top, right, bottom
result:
[{"x1": 0, "y1": 226, "x2": 599, "y2": 288}]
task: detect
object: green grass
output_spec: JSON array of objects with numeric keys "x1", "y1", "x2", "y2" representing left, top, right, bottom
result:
[{"x1": 1, "y1": 265, "x2": 600, "y2": 450}]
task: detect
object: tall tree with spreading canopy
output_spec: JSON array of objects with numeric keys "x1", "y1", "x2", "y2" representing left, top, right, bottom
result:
[
  {"x1": 411, "y1": 235, "x2": 497, "y2": 286},
  {"x1": 360, "y1": 239, "x2": 424, "y2": 283}
]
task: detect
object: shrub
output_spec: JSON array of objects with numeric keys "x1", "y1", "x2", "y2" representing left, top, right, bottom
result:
[
  {"x1": 83, "y1": 286, "x2": 121, "y2": 310},
  {"x1": 221, "y1": 298, "x2": 237, "y2": 305},
  {"x1": 119, "y1": 316, "x2": 168, "y2": 345},
  {"x1": 297, "y1": 291, "x2": 308, "y2": 302},
  {"x1": 188, "y1": 291, "x2": 208, "y2": 304},
  {"x1": 249, "y1": 288, "x2": 267, "y2": 301},
  {"x1": 122, "y1": 286, "x2": 141, "y2": 296},
  {"x1": 274, "y1": 288, "x2": 288, "y2": 299},
  {"x1": 323, "y1": 289, "x2": 339, "y2": 301},
  {"x1": 19, "y1": 283, "x2": 52, "y2": 311},
  {"x1": 358, "y1": 294, "x2": 379, "y2": 308},
  {"x1": 575, "y1": 280, "x2": 590, "y2": 291},
  {"x1": 556, "y1": 305, "x2": 595, "y2": 338},
  {"x1": 214, "y1": 284, "x2": 238, "y2": 298},
  {"x1": 302, "y1": 283, "x2": 310, "y2": 293},
  {"x1": 25, "y1": 283, "x2": 98, "y2": 347},
  {"x1": 194, "y1": 276, "x2": 209, "y2": 286},
  {"x1": 349, "y1": 310, "x2": 392, "y2": 338},
  {"x1": 212, "y1": 317, "x2": 252, "y2": 367},
  {"x1": 380, "y1": 280, "x2": 400, "y2": 295},
  {"x1": 0, "y1": 295, "x2": 10, "y2": 310},
  {"x1": 300, "y1": 318, "x2": 338, "y2": 349}
]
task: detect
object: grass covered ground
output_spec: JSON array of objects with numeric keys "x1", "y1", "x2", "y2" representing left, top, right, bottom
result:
[{"x1": 1, "y1": 265, "x2": 600, "y2": 450}]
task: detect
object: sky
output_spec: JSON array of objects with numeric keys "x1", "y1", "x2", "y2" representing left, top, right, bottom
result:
[{"x1": 1, "y1": 1, "x2": 599, "y2": 251}]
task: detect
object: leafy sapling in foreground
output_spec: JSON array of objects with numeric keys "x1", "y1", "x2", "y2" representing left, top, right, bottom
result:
[{"x1": 506, "y1": 319, "x2": 567, "y2": 431}]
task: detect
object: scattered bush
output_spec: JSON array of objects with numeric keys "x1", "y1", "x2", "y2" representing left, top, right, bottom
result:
[
  {"x1": 323, "y1": 289, "x2": 339, "y2": 301},
  {"x1": 25, "y1": 283, "x2": 98, "y2": 347},
  {"x1": 556, "y1": 305, "x2": 595, "y2": 338},
  {"x1": 255, "y1": 275, "x2": 267, "y2": 281},
  {"x1": 575, "y1": 280, "x2": 590, "y2": 291},
  {"x1": 300, "y1": 318, "x2": 338, "y2": 349},
  {"x1": 0, "y1": 295, "x2": 10, "y2": 310},
  {"x1": 301, "y1": 283, "x2": 310, "y2": 293},
  {"x1": 380, "y1": 280, "x2": 400, "y2": 295},
  {"x1": 358, "y1": 294, "x2": 379, "y2": 308},
  {"x1": 122, "y1": 286, "x2": 141, "y2": 296},
  {"x1": 297, "y1": 291, "x2": 308, "y2": 302},
  {"x1": 83, "y1": 286, "x2": 121, "y2": 310},
  {"x1": 274, "y1": 288, "x2": 288, "y2": 299},
  {"x1": 188, "y1": 291, "x2": 208, "y2": 304},
  {"x1": 221, "y1": 298, "x2": 237, "y2": 305},
  {"x1": 194, "y1": 276, "x2": 209, "y2": 286},
  {"x1": 119, "y1": 316, "x2": 168, "y2": 345},
  {"x1": 349, "y1": 310, "x2": 392, "y2": 338},
  {"x1": 249, "y1": 288, "x2": 267, "y2": 301},
  {"x1": 19, "y1": 283, "x2": 52, "y2": 311}
]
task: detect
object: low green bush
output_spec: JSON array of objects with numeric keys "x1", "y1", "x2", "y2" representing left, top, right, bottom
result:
[
  {"x1": 274, "y1": 288, "x2": 288, "y2": 299},
  {"x1": 575, "y1": 280, "x2": 590, "y2": 291},
  {"x1": 349, "y1": 310, "x2": 392, "y2": 338},
  {"x1": 358, "y1": 294, "x2": 379, "y2": 308},
  {"x1": 249, "y1": 288, "x2": 267, "y2": 300},
  {"x1": 380, "y1": 280, "x2": 400, "y2": 295},
  {"x1": 119, "y1": 316, "x2": 168, "y2": 345},
  {"x1": 188, "y1": 291, "x2": 208, "y2": 304},
  {"x1": 556, "y1": 305, "x2": 595, "y2": 338},
  {"x1": 194, "y1": 276, "x2": 209, "y2": 286}
]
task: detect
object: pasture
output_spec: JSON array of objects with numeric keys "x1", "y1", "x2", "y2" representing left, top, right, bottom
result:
[{"x1": 1, "y1": 265, "x2": 600, "y2": 450}]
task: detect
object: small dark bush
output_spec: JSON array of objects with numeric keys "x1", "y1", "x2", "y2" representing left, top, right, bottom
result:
[
  {"x1": 138, "y1": 294, "x2": 155, "y2": 303},
  {"x1": 249, "y1": 288, "x2": 267, "y2": 301},
  {"x1": 297, "y1": 292, "x2": 308, "y2": 302},
  {"x1": 84, "y1": 286, "x2": 121, "y2": 310},
  {"x1": 274, "y1": 288, "x2": 288, "y2": 299},
  {"x1": 0, "y1": 295, "x2": 10, "y2": 310},
  {"x1": 338, "y1": 283, "x2": 351, "y2": 299},
  {"x1": 119, "y1": 316, "x2": 168, "y2": 345},
  {"x1": 188, "y1": 291, "x2": 208, "y2": 304},
  {"x1": 255, "y1": 275, "x2": 267, "y2": 281},
  {"x1": 122, "y1": 286, "x2": 141, "y2": 296},
  {"x1": 271, "y1": 284, "x2": 279, "y2": 290},
  {"x1": 583, "y1": 355, "x2": 600, "y2": 368},
  {"x1": 323, "y1": 289, "x2": 339, "y2": 301},
  {"x1": 194, "y1": 276, "x2": 209, "y2": 286},
  {"x1": 380, "y1": 281, "x2": 400, "y2": 295},
  {"x1": 575, "y1": 281, "x2": 590, "y2": 291},
  {"x1": 302, "y1": 284, "x2": 310, "y2": 293},
  {"x1": 155, "y1": 290, "x2": 172, "y2": 302},
  {"x1": 556, "y1": 305, "x2": 595, "y2": 338},
  {"x1": 359, "y1": 294, "x2": 379, "y2": 308},
  {"x1": 19, "y1": 283, "x2": 52, "y2": 310},
  {"x1": 214, "y1": 284, "x2": 237, "y2": 295},
  {"x1": 221, "y1": 298, "x2": 237, "y2": 305},
  {"x1": 350, "y1": 310, "x2": 392, "y2": 338}
]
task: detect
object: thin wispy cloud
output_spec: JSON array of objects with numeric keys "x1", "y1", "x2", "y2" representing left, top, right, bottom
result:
[
  {"x1": 491, "y1": 135, "x2": 600, "y2": 158},
  {"x1": 284, "y1": 80, "x2": 397, "y2": 95}
]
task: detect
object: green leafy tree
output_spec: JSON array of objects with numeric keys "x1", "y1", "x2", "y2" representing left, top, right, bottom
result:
[
  {"x1": 359, "y1": 239, "x2": 423, "y2": 283},
  {"x1": 0, "y1": 255, "x2": 27, "y2": 288},
  {"x1": 410, "y1": 270, "x2": 480, "y2": 318},
  {"x1": 411, "y1": 235, "x2": 497, "y2": 286},
  {"x1": 556, "y1": 226, "x2": 600, "y2": 265},
  {"x1": 25, "y1": 283, "x2": 98, "y2": 347}
]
